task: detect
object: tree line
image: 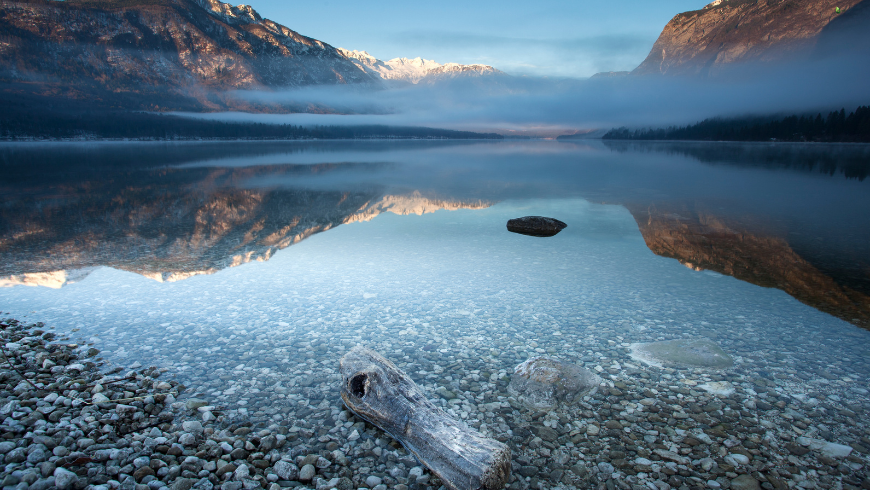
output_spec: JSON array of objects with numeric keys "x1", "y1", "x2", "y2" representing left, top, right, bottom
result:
[
  {"x1": 603, "y1": 106, "x2": 870, "y2": 142},
  {"x1": 0, "y1": 107, "x2": 502, "y2": 141}
]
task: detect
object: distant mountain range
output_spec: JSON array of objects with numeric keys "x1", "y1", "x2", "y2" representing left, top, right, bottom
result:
[
  {"x1": 632, "y1": 0, "x2": 868, "y2": 76},
  {"x1": 338, "y1": 49, "x2": 503, "y2": 85}
]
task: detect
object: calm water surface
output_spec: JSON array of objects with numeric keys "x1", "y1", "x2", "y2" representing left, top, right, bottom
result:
[{"x1": 1, "y1": 140, "x2": 869, "y2": 488}]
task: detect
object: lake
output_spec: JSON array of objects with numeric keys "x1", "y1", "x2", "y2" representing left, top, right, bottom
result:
[{"x1": 1, "y1": 140, "x2": 869, "y2": 489}]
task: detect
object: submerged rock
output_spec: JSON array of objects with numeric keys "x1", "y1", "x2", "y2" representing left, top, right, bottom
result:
[
  {"x1": 699, "y1": 381, "x2": 735, "y2": 396},
  {"x1": 796, "y1": 437, "x2": 853, "y2": 459},
  {"x1": 508, "y1": 357, "x2": 601, "y2": 410},
  {"x1": 506, "y1": 216, "x2": 567, "y2": 237},
  {"x1": 629, "y1": 338, "x2": 733, "y2": 369}
]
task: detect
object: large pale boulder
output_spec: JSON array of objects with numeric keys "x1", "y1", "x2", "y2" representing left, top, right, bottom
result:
[{"x1": 507, "y1": 357, "x2": 601, "y2": 410}]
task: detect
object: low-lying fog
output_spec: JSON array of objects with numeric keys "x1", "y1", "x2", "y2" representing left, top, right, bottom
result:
[{"x1": 177, "y1": 55, "x2": 870, "y2": 134}]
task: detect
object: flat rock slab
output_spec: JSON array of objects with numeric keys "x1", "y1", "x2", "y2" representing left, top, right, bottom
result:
[
  {"x1": 629, "y1": 338, "x2": 733, "y2": 369},
  {"x1": 507, "y1": 357, "x2": 601, "y2": 410},
  {"x1": 506, "y1": 216, "x2": 567, "y2": 237},
  {"x1": 796, "y1": 437, "x2": 853, "y2": 458}
]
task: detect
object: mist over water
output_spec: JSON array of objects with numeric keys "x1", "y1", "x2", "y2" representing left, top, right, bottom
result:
[{"x1": 181, "y1": 55, "x2": 870, "y2": 132}]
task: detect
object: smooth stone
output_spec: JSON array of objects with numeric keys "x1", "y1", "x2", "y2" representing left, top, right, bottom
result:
[
  {"x1": 506, "y1": 216, "x2": 567, "y2": 237},
  {"x1": 365, "y1": 476, "x2": 382, "y2": 487},
  {"x1": 699, "y1": 381, "x2": 735, "y2": 396},
  {"x1": 507, "y1": 357, "x2": 601, "y2": 410},
  {"x1": 653, "y1": 449, "x2": 689, "y2": 465},
  {"x1": 182, "y1": 421, "x2": 203, "y2": 433},
  {"x1": 179, "y1": 433, "x2": 197, "y2": 446},
  {"x1": 53, "y1": 468, "x2": 77, "y2": 490},
  {"x1": 725, "y1": 453, "x2": 749, "y2": 466},
  {"x1": 185, "y1": 399, "x2": 209, "y2": 410},
  {"x1": 629, "y1": 339, "x2": 733, "y2": 369},
  {"x1": 92, "y1": 393, "x2": 111, "y2": 404},
  {"x1": 299, "y1": 464, "x2": 315, "y2": 481},
  {"x1": 729, "y1": 474, "x2": 760, "y2": 490}
]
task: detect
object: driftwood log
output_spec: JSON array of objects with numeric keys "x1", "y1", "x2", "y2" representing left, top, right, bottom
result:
[
  {"x1": 340, "y1": 346, "x2": 511, "y2": 490},
  {"x1": 506, "y1": 216, "x2": 567, "y2": 237}
]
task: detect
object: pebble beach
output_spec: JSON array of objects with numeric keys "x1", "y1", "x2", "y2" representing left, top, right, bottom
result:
[{"x1": 2, "y1": 303, "x2": 869, "y2": 490}]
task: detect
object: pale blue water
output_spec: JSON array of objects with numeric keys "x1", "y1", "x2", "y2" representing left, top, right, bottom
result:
[{"x1": 1, "y1": 140, "x2": 869, "y2": 487}]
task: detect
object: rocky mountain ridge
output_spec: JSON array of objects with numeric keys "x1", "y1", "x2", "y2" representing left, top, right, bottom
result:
[
  {"x1": 0, "y1": 0, "x2": 375, "y2": 110},
  {"x1": 633, "y1": 0, "x2": 865, "y2": 76},
  {"x1": 337, "y1": 49, "x2": 504, "y2": 84},
  {"x1": 0, "y1": 0, "x2": 506, "y2": 111}
]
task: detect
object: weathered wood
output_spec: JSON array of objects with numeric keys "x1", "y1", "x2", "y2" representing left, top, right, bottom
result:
[
  {"x1": 340, "y1": 346, "x2": 511, "y2": 490},
  {"x1": 506, "y1": 216, "x2": 567, "y2": 237}
]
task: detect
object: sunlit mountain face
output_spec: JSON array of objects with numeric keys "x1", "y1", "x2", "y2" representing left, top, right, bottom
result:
[{"x1": 1, "y1": 140, "x2": 869, "y2": 329}]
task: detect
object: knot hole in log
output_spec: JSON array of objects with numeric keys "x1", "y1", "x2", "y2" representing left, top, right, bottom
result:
[{"x1": 350, "y1": 373, "x2": 367, "y2": 398}]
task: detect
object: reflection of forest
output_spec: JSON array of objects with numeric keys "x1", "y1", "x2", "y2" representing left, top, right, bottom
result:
[
  {"x1": 626, "y1": 201, "x2": 870, "y2": 330},
  {"x1": 0, "y1": 162, "x2": 491, "y2": 283},
  {"x1": 602, "y1": 140, "x2": 870, "y2": 180}
]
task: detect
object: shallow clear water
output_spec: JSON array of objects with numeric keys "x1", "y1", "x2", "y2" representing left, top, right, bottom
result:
[{"x1": 1, "y1": 140, "x2": 869, "y2": 488}]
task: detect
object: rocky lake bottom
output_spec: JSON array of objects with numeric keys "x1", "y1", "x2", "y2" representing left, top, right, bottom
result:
[{"x1": 1, "y1": 200, "x2": 869, "y2": 490}]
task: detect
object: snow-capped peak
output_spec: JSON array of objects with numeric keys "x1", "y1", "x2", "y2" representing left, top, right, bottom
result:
[{"x1": 338, "y1": 48, "x2": 503, "y2": 84}]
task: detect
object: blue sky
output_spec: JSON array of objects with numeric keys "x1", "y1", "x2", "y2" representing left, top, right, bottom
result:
[{"x1": 250, "y1": 0, "x2": 708, "y2": 78}]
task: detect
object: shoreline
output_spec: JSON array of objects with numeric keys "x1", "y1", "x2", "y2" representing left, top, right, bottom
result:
[
  {"x1": 2, "y1": 316, "x2": 869, "y2": 490},
  {"x1": 0, "y1": 319, "x2": 393, "y2": 490}
]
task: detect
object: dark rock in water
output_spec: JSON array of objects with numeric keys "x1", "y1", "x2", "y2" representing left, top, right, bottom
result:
[{"x1": 506, "y1": 216, "x2": 567, "y2": 237}]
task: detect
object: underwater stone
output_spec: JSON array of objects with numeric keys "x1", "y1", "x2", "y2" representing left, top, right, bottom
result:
[
  {"x1": 629, "y1": 338, "x2": 733, "y2": 369},
  {"x1": 507, "y1": 357, "x2": 601, "y2": 410}
]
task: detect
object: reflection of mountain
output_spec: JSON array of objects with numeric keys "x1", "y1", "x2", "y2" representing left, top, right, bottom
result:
[
  {"x1": 345, "y1": 192, "x2": 491, "y2": 224},
  {"x1": 0, "y1": 165, "x2": 492, "y2": 286},
  {"x1": 626, "y1": 201, "x2": 870, "y2": 329},
  {"x1": 0, "y1": 268, "x2": 97, "y2": 289}
]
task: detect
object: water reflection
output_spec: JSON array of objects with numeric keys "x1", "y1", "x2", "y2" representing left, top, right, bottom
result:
[
  {"x1": 602, "y1": 140, "x2": 870, "y2": 181},
  {"x1": 1, "y1": 140, "x2": 869, "y2": 329}
]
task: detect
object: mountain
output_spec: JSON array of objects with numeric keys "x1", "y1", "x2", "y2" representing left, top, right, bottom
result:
[
  {"x1": 632, "y1": 0, "x2": 865, "y2": 76},
  {"x1": 0, "y1": 0, "x2": 377, "y2": 110},
  {"x1": 337, "y1": 49, "x2": 504, "y2": 84}
]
